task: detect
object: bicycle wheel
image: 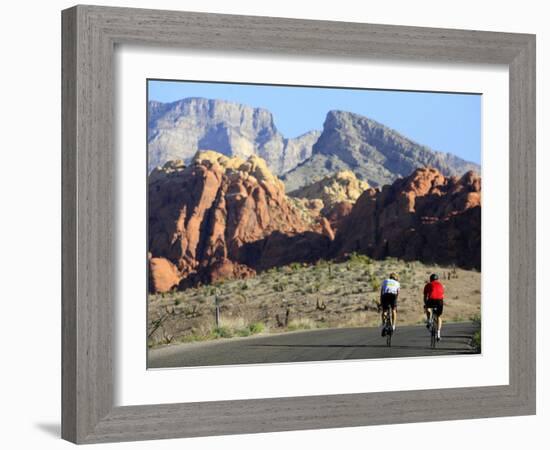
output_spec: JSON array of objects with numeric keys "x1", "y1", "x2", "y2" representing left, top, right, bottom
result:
[{"x1": 386, "y1": 314, "x2": 393, "y2": 347}]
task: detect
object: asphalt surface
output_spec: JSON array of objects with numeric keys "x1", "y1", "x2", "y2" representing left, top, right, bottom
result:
[{"x1": 148, "y1": 321, "x2": 480, "y2": 368}]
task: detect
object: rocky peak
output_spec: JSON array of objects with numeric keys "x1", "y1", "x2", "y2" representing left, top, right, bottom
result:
[
  {"x1": 148, "y1": 97, "x2": 320, "y2": 175},
  {"x1": 168, "y1": 97, "x2": 276, "y2": 134},
  {"x1": 283, "y1": 110, "x2": 481, "y2": 191}
]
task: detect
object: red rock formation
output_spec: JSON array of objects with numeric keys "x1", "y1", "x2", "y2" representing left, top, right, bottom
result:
[
  {"x1": 148, "y1": 160, "x2": 482, "y2": 293},
  {"x1": 319, "y1": 217, "x2": 335, "y2": 241},
  {"x1": 148, "y1": 152, "x2": 318, "y2": 291},
  {"x1": 332, "y1": 168, "x2": 481, "y2": 269},
  {"x1": 148, "y1": 257, "x2": 181, "y2": 293},
  {"x1": 325, "y1": 201, "x2": 354, "y2": 231},
  {"x1": 204, "y1": 258, "x2": 256, "y2": 285}
]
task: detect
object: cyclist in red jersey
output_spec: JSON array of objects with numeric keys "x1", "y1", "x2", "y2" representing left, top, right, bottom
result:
[{"x1": 423, "y1": 273, "x2": 445, "y2": 341}]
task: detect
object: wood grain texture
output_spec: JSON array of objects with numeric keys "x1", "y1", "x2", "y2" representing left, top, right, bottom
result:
[
  {"x1": 61, "y1": 4, "x2": 536, "y2": 444},
  {"x1": 61, "y1": 7, "x2": 77, "y2": 443}
]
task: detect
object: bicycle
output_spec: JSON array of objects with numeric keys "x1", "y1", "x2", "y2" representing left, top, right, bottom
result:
[
  {"x1": 382, "y1": 309, "x2": 393, "y2": 347},
  {"x1": 427, "y1": 307, "x2": 440, "y2": 349}
]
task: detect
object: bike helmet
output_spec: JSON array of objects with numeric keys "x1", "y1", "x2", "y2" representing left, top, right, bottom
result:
[
  {"x1": 430, "y1": 273, "x2": 439, "y2": 281},
  {"x1": 389, "y1": 272, "x2": 399, "y2": 281}
]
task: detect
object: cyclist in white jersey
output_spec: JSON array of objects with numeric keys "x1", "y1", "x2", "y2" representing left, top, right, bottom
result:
[{"x1": 380, "y1": 273, "x2": 400, "y2": 335}]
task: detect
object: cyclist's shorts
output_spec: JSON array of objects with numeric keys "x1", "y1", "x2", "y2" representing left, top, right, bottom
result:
[
  {"x1": 425, "y1": 299, "x2": 444, "y2": 316},
  {"x1": 381, "y1": 293, "x2": 397, "y2": 310}
]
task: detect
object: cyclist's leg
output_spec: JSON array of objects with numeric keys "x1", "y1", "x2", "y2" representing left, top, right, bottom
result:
[
  {"x1": 380, "y1": 295, "x2": 388, "y2": 326},
  {"x1": 437, "y1": 305, "x2": 443, "y2": 334},
  {"x1": 381, "y1": 305, "x2": 389, "y2": 336},
  {"x1": 425, "y1": 300, "x2": 432, "y2": 330},
  {"x1": 424, "y1": 300, "x2": 430, "y2": 322},
  {"x1": 424, "y1": 300, "x2": 431, "y2": 325}
]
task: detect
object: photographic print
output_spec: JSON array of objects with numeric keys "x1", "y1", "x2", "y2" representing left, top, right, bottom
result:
[{"x1": 146, "y1": 80, "x2": 482, "y2": 368}]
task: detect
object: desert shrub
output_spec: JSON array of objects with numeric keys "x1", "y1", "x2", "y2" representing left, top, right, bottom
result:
[
  {"x1": 471, "y1": 331, "x2": 481, "y2": 352},
  {"x1": 205, "y1": 286, "x2": 217, "y2": 296},
  {"x1": 306, "y1": 283, "x2": 320, "y2": 294},
  {"x1": 213, "y1": 326, "x2": 232, "y2": 339},
  {"x1": 248, "y1": 322, "x2": 265, "y2": 334},
  {"x1": 273, "y1": 281, "x2": 286, "y2": 292},
  {"x1": 371, "y1": 277, "x2": 381, "y2": 292},
  {"x1": 470, "y1": 313, "x2": 481, "y2": 325},
  {"x1": 349, "y1": 252, "x2": 372, "y2": 267},
  {"x1": 287, "y1": 317, "x2": 316, "y2": 331},
  {"x1": 236, "y1": 327, "x2": 251, "y2": 337}
]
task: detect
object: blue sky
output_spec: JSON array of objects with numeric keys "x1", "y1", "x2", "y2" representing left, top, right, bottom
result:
[{"x1": 148, "y1": 80, "x2": 481, "y2": 164}]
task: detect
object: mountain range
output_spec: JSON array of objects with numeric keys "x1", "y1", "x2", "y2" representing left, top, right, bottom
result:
[
  {"x1": 148, "y1": 97, "x2": 480, "y2": 190},
  {"x1": 148, "y1": 98, "x2": 319, "y2": 175}
]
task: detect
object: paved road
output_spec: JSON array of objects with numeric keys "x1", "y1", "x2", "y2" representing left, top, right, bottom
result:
[{"x1": 148, "y1": 322, "x2": 480, "y2": 368}]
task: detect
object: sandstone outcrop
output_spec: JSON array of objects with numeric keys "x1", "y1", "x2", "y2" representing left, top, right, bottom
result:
[
  {"x1": 332, "y1": 167, "x2": 481, "y2": 269},
  {"x1": 148, "y1": 152, "x2": 319, "y2": 292},
  {"x1": 148, "y1": 154, "x2": 482, "y2": 293},
  {"x1": 148, "y1": 257, "x2": 181, "y2": 293},
  {"x1": 325, "y1": 201, "x2": 354, "y2": 230},
  {"x1": 289, "y1": 170, "x2": 369, "y2": 213}
]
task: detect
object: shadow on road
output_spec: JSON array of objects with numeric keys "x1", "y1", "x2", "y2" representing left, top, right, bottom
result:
[{"x1": 251, "y1": 343, "x2": 475, "y2": 353}]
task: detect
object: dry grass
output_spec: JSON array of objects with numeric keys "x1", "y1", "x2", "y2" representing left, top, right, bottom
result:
[
  {"x1": 148, "y1": 256, "x2": 481, "y2": 347},
  {"x1": 287, "y1": 317, "x2": 318, "y2": 331}
]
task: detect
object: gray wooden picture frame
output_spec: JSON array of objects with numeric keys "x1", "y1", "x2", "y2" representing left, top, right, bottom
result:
[{"x1": 61, "y1": 4, "x2": 536, "y2": 444}]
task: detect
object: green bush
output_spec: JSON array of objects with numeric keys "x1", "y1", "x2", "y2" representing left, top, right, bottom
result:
[
  {"x1": 236, "y1": 328, "x2": 251, "y2": 337},
  {"x1": 470, "y1": 313, "x2": 481, "y2": 325},
  {"x1": 273, "y1": 282, "x2": 286, "y2": 292},
  {"x1": 248, "y1": 322, "x2": 265, "y2": 334},
  {"x1": 306, "y1": 283, "x2": 320, "y2": 294},
  {"x1": 213, "y1": 326, "x2": 232, "y2": 339},
  {"x1": 349, "y1": 252, "x2": 372, "y2": 266},
  {"x1": 223, "y1": 322, "x2": 266, "y2": 338},
  {"x1": 471, "y1": 331, "x2": 481, "y2": 352}
]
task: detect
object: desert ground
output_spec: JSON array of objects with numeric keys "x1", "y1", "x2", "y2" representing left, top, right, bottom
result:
[{"x1": 148, "y1": 255, "x2": 481, "y2": 348}]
